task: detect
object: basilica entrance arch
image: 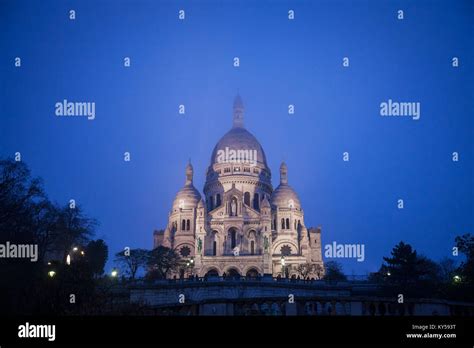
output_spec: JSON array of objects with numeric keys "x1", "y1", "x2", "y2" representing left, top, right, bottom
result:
[
  {"x1": 204, "y1": 268, "x2": 219, "y2": 277},
  {"x1": 225, "y1": 267, "x2": 240, "y2": 279},
  {"x1": 245, "y1": 268, "x2": 259, "y2": 278}
]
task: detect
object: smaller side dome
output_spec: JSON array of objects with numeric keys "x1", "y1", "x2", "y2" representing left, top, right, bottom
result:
[
  {"x1": 271, "y1": 162, "x2": 301, "y2": 209},
  {"x1": 173, "y1": 161, "x2": 201, "y2": 211}
]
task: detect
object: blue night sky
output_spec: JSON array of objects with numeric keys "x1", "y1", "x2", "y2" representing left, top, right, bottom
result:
[{"x1": 1, "y1": 0, "x2": 473, "y2": 275}]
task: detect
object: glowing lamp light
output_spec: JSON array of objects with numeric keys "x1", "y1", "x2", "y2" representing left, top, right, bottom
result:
[
  {"x1": 453, "y1": 275, "x2": 461, "y2": 283},
  {"x1": 111, "y1": 269, "x2": 118, "y2": 278},
  {"x1": 48, "y1": 271, "x2": 56, "y2": 278},
  {"x1": 66, "y1": 254, "x2": 71, "y2": 265},
  {"x1": 73, "y1": 247, "x2": 78, "y2": 252}
]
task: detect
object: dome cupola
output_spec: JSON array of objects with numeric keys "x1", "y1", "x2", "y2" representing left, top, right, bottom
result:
[
  {"x1": 209, "y1": 95, "x2": 269, "y2": 169},
  {"x1": 204, "y1": 95, "x2": 273, "y2": 198},
  {"x1": 172, "y1": 161, "x2": 201, "y2": 211},
  {"x1": 271, "y1": 162, "x2": 301, "y2": 209}
]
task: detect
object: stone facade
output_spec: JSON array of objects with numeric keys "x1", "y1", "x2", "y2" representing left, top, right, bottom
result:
[{"x1": 154, "y1": 95, "x2": 324, "y2": 278}]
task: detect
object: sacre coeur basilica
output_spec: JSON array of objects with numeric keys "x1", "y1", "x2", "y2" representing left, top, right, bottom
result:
[{"x1": 153, "y1": 95, "x2": 324, "y2": 279}]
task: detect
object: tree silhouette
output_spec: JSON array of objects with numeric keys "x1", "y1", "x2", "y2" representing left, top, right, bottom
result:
[
  {"x1": 383, "y1": 241, "x2": 423, "y2": 287},
  {"x1": 455, "y1": 233, "x2": 474, "y2": 283},
  {"x1": 86, "y1": 239, "x2": 108, "y2": 277},
  {"x1": 0, "y1": 158, "x2": 99, "y2": 314},
  {"x1": 323, "y1": 261, "x2": 347, "y2": 282},
  {"x1": 115, "y1": 248, "x2": 148, "y2": 280},
  {"x1": 146, "y1": 246, "x2": 181, "y2": 280}
]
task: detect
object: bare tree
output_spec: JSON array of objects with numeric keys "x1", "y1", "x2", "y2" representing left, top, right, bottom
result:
[{"x1": 115, "y1": 248, "x2": 148, "y2": 280}]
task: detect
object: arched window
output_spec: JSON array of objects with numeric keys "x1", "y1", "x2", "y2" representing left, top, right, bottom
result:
[
  {"x1": 231, "y1": 229, "x2": 237, "y2": 249},
  {"x1": 209, "y1": 196, "x2": 214, "y2": 210},
  {"x1": 244, "y1": 192, "x2": 251, "y2": 206},
  {"x1": 253, "y1": 193, "x2": 259, "y2": 210},
  {"x1": 181, "y1": 219, "x2": 186, "y2": 230},
  {"x1": 281, "y1": 218, "x2": 285, "y2": 229},
  {"x1": 216, "y1": 194, "x2": 221, "y2": 207},
  {"x1": 250, "y1": 241, "x2": 255, "y2": 255},
  {"x1": 294, "y1": 220, "x2": 296, "y2": 229},
  {"x1": 286, "y1": 218, "x2": 290, "y2": 229},
  {"x1": 186, "y1": 219, "x2": 190, "y2": 230},
  {"x1": 213, "y1": 240, "x2": 217, "y2": 256}
]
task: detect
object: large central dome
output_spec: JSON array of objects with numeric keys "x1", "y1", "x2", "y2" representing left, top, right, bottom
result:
[
  {"x1": 209, "y1": 95, "x2": 268, "y2": 168},
  {"x1": 210, "y1": 127, "x2": 268, "y2": 167}
]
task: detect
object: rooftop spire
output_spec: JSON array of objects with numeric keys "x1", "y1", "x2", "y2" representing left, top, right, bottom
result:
[
  {"x1": 185, "y1": 160, "x2": 193, "y2": 185},
  {"x1": 280, "y1": 162, "x2": 288, "y2": 184},
  {"x1": 233, "y1": 94, "x2": 244, "y2": 128}
]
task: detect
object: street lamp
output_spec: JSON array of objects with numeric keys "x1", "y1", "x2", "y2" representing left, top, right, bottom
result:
[
  {"x1": 48, "y1": 270, "x2": 56, "y2": 278},
  {"x1": 111, "y1": 268, "x2": 118, "y2": 278},
  {"x1": 281, "y1": 256, "x2": 286, "y2": 278},
  {"x1": 187, "y1": 258, "x2": 195, "y2": 278},
  {"x1": 453, "y1": 275, "x2": 461, "y2": 283},
  {"x1": 66, "y1": 254, "x2": 71, "y2": 266},
  {"x1": 73, "y1": 247, "x2": 78, "y2": 252}
]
